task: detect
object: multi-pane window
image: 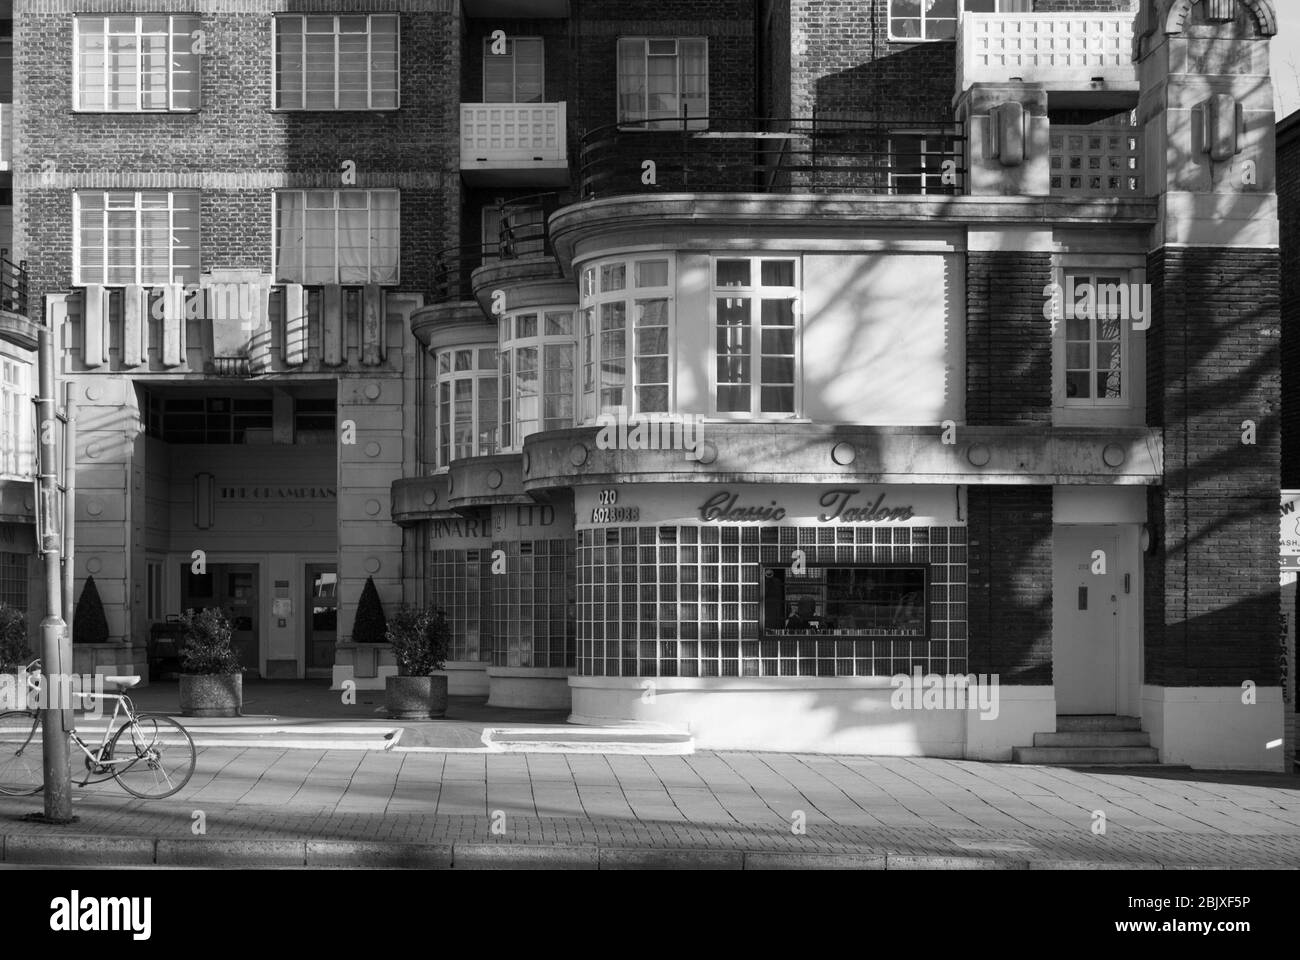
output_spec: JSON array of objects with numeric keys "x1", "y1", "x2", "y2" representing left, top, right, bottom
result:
[
  {"x1": 500, "y1": 312, "x2": 575, "y2": 450},
  {"x1": 1063, "y1": 272, "x2": 1126, "y2": 405},
  {"x1": 274, "y1": 14, "x2": 399, "y2": 110},
  {"x1": 434, "y1": 347, "x2": 498, "y2": 467},
  {"x1": 143, "y1": 395, "x2": 273, "y2": 444},
  {"x1": 579, "y1": 257, "x2": 673, "y2": 420},
  {"x1": 274, "y1": 190, "x2": 400, "y2": 285},
  {"x1": 483, "y1": 37, "x2": 543, "y2": 103},
  {"x1": 75, "y1": 190, "x2": 200, "y2": 286},
  {"x1": 0, "y1": 551, "x2": 27, "y2": 613},
  {"x1": 889, "y1": 0, "x2": 1034, "y2": 41},
  {"x1": 889, "y1": 132, "x2": 961, "y2": 195},
  {"x1": 713, "y1": 258, "x2": 798, "y2": 416},
  {"x1": 0, "y1": 355, "x2": 32, "y2": 478},
  {"x1": 74, "y1": 15, "x2": 201, "y2": 112},
  {"x1": 617, "y1": 37, "x2": 707, "y2": 128}
]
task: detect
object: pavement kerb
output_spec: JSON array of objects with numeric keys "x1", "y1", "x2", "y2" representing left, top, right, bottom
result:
[{"x1": 1, "y1": 835, "x2": 1293, "y2": 869}]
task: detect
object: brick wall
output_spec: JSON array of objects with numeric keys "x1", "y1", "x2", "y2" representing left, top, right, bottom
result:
[
  {"x1": 966, "y1": 251, "x2": 1052, "y2": 426},
  {"x1": 1145, "y1": 246, "x2": 1282, "y2": 687},
  {"x1": 14, "y1": 2, "x2": 461, "y2": 324},
  {"x1": 967, "y1": 486, "x2": 1053, "y2": 684},
  {"x1": 1280, "y1": 114, "x2": 1300, "y2": 487}
]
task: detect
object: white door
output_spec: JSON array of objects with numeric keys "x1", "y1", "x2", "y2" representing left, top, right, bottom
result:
[{"x1": 1052, "y1": 526, "x2": 1120, "y2": 714}]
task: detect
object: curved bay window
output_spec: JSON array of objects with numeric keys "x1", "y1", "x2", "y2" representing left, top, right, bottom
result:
[
  {"x1": 431, "y1": 346, "x2": 499, "y2": 469},
  {"x1": 578, "y1": 256, "x2": 673, "y2": 422},
  {"x1": 499, "y1": 310, "x2": 577, "y2": 451}
]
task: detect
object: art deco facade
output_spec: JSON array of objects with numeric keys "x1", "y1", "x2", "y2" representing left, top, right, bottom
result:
[{"x1": 0, "y1": 0, "x2": 1289, "y2": 769}]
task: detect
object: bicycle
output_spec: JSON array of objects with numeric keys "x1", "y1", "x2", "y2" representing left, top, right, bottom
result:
[{"x1": 0, "y1": 660, "x2": 196, "y2": 800}]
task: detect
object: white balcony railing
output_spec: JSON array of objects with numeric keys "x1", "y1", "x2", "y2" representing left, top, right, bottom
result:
[
  {"x1": 460, "y1": 101, "x2": 567, "y2": 185},
  {"x1": 957, "y1": 12, "x2": 1138, "y2": 93},
  {"x1": 0, "y1": 103, "x2": 11, "y2": 171}
]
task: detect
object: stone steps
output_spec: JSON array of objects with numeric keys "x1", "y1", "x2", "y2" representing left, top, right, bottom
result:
[{"x1": 1014, "y1": 716, "x2": 1158, "y2": 765}]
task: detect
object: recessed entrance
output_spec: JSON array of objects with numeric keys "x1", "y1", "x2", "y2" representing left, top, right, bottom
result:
[
  {"x1": 305, "y1": 564, "x2": 338, "y2": 679},
  {"x1": 181, "y1": 562, "x2": 261, "y2": 676}
]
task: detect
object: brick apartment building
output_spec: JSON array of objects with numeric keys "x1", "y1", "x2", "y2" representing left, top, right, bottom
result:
[{"x1": 0, "y1": 0, "x2": 1289, "y2": 769}]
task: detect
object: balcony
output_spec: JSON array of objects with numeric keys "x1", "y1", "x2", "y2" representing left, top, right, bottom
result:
[
  {"x1": 460, "y1": 102, "x2": 568, "y2": 187},
  {"x1": 0, "y1": 249, "x2": 27, "y2": 316},
  {"x1": 461, "y1": 0, "x2": 567, "y2": 17},
  {"x1": 579, "y1": 117, "x2": 966, "y2": 199},
  {"x1": 956, "y1": 12, "x2": 1138, "y2": 95}
]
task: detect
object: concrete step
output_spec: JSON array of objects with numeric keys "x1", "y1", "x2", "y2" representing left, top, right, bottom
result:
[
  {"x1": 1055, "y1": 715, "x2": 1143, "y2": 733},
  {"x1": 482, "y1": 726, "x2": 695, "y2": 755},
  {"x1": 1012, "y1": 745, "x2": 1160, "y2": 765},
  {"x1": 1033, "y1": 731, "x2": 1152, "y2": 748}
]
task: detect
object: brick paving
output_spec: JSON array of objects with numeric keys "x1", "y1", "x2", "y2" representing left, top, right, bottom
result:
[{"x1": 2, "y1": 748, "x2": 1299, "y2": 866}]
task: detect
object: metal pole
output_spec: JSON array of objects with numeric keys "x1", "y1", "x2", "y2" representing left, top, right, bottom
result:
[
  {"x1": 62, "y1": 384, "x2": 76, "y2": 631},
  {"x1": 36, "y1": 328, "x2": 73, "y2": 823}
]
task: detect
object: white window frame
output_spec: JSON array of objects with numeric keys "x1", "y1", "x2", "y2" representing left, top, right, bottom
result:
[
  {"x1": 709, "y1": 256, "x2": 801, "y2": 419},
  {"x1": 888, "y1": 130, "x2": 960, "y2": 195},
  {"x1": 578, "y1": 255, "x2": 676, "y2": 422},
  {"x1": 499, "y1": 309, "x2": 578, "y2": 452},
  {"x1": 272, "y1": 14, "x2": 400, "y2": 111},
  {"x1": 73, "y1": 190, "x2": 201, "y2": 287},
  {"x1": 1052, "y1": 267, "x2": 1136, "y2": 410},
  {"x1": 434, "y1": 346, "x2": 499, "y2": 469},
  {"x1": 0, "y1": 351, "x2": 33, "y2": 480},
  {"x1": 482, "y1": 36, "x2": 544, "y2": 103},
  {"x1": 271, "y1": 189, "x2": 401, "y2": 286},
  {"x1": 616, "y1": 37, "x2": 708, "y2": 130},
  {"x1": 888, "y1": 0, "x2": 1034, "y2": 43},
  {"x1": 73, "y1": 15, "x2": 202, "y2": 112}
]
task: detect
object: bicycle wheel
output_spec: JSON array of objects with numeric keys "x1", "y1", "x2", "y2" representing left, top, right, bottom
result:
[
  {"x1": 107, "y1": 714, "x2": 196, "y2": 800},
  {"x1": 0, "y1": 711, "x2": 43, "y2": 796}
]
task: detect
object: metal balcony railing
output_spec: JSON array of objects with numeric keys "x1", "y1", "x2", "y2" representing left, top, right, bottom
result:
[
  {"x1": 431, "y1": 244, "x2": 493, "y2": 303},
  {"x1": 498, "y1": 192, "x2": 561, "y2": 260},
  {"x1": 0, "y1": 249, "x2": 28, "y2": 316},
  {"x1": 578, "y1": 115, "x2": 967, "y2": 199}
]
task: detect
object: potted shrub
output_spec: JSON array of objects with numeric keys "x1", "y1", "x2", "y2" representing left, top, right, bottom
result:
[
  {"x1": 0, "y1": 603, "x2": 30, "y2": 711},
  {"x1": 352, "y1": 576, "x2": 387, "y2": 643},
  {"x1": 384, "y1": 605, "x2": 451, "y2": 720},
  {"x1": 177, "y1": 607, "x2": 243, "y2": 718},
  {"x1": 72, "y1": 576, "x2": 110, "y2": 644}
]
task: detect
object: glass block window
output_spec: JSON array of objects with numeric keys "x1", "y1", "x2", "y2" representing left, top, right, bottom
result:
[
  {"x1": 576, "y1": 525, "x2": 967, "y2": 678},
  {"x1": 578, "y1": 256, "x2": 673, "y2": 421},
  {"x1": 0, "y1": 355, "x2": 33, "y2": 478},
  {"x1": 1049, "y1": 126, "x2": 1142, "y2": 197},
  {"x1": 430, "y1": 548, "x2": 493, "y2": 662},
  {"x1": 0, "y1": 551, "x2": 27, "y2": 613},
  {"x1": 713, "y1": 257, "x2": 799, "y2": 416},
  {"x1": 74, "y1": 15, "x2": 201, "y2": 112},
  {"x1": 431, "y1": 346, "x2": 498, "y2": 468},
  {"x1": 491, "y1": 539, "x2": 576, "y2": 668},
  {"x1": 499, "y1": 310, "x2": 576, "y2": 451},
  {"x1": 274, "y1": 14, "x2": 399, "y2": 110},
  {"x1": 75, "y1": 190, "x2": 201, "y2": 286}
]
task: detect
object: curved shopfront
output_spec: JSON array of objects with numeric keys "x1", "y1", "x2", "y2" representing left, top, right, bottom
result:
[{"x1": 570, "y1": 482, "x2": 975, "y2": 754}]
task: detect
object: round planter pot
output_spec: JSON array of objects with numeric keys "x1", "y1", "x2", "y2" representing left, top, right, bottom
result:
[
  {"x1": 179, "y1": 673, "x2": 243, "y2": 718},
  {"x1": 386, "y1": 674, "x2": 448, "y2": 720}
]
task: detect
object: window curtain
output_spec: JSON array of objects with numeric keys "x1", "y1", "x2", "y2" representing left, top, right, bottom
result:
[
  {"x1": 369, "y1": 190, "x2": 400, "y2": 284},
  {"x1": 678, "y1": 39, "x2": 707, "y2": 125},
  {"x1": 617, "y1": 39, "x2": 646, "y2": 123},
  {"x1": 337, "y1": 191, "x2": 369, "y2": 284},
  {"x1": 274, "y1": 191, "x2": 306, "y2": 283}
]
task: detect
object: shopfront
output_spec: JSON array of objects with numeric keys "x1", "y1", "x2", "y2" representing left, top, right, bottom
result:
[{"x1": 569, "y1": 482, "x2": 973, "y2": 754}]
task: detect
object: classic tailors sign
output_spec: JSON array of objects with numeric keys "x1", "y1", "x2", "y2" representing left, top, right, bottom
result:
[
  {"x1": 575, "y1": 484, "x2": 964, "y2": 528},
  {"x1": 700, "y1": 488, "x2": 915, "y2": 523}
]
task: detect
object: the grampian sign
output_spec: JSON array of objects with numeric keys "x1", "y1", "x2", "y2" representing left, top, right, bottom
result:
[{"x1": 218, "y1": 486, "x2": 337, "y2": 501}]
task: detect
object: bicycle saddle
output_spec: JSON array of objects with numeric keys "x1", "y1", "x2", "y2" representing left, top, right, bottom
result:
[{"x1": 105, "y1": 676, "x2": 141, "y2": 689}]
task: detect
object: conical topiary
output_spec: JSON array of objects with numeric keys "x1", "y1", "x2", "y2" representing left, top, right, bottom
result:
[
  {"x1": 351, "y1": 576, "x2": 387, "y2": 644},
  {"x1": 73, "y1": 575, "x2": 111, "y2": 644}
]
